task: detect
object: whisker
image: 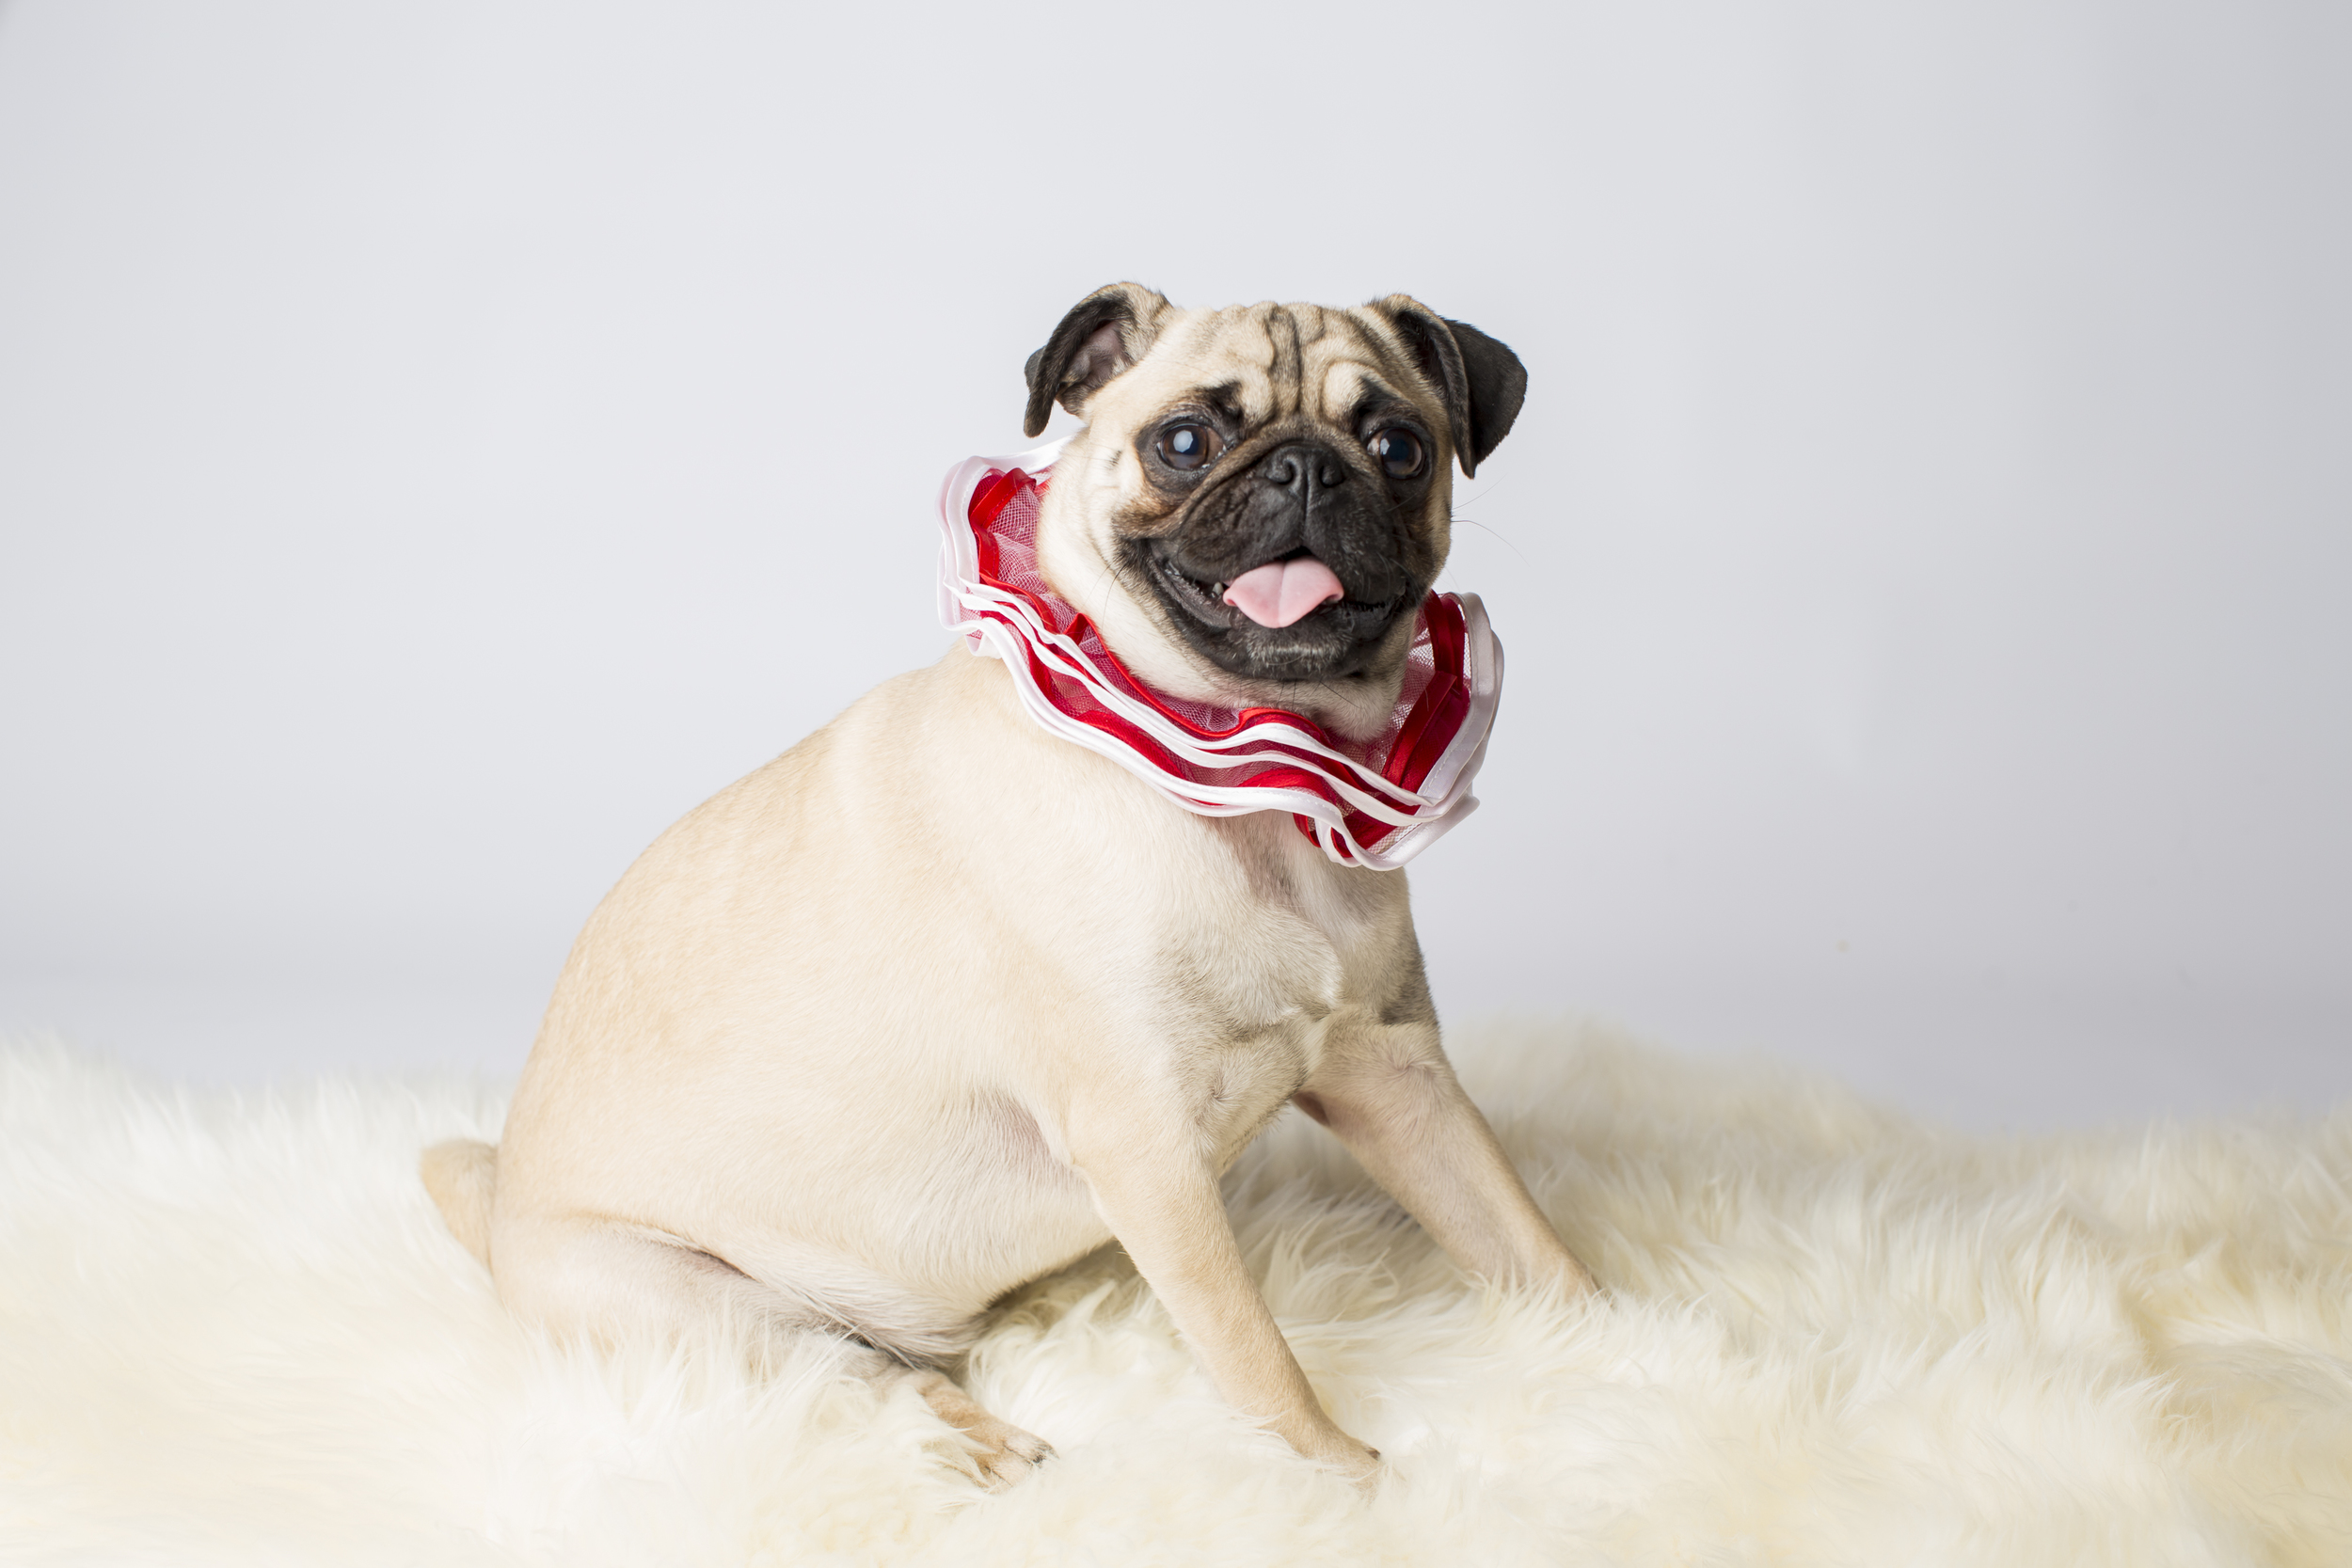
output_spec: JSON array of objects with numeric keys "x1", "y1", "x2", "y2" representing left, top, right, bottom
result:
[
  {"x1": 1454, "y1": 473, "x2": 1508, "y2": 511},
  {"x1": 1454, "y1": 515, "x2": 1534, "y2": 570}
]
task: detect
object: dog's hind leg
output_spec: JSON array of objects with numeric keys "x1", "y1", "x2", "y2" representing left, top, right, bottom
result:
[
  {"x1": 488, "y1": 1210, "x2": 841, "y2": 1362},
  {"x1": 487, "y1": 1211, "x2": 1052, "y2": 1487}
]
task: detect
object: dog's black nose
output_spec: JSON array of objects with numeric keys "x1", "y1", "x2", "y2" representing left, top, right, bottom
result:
[{"x1": 1259, "y1": 443, "x2": 1349, "y2": 493}]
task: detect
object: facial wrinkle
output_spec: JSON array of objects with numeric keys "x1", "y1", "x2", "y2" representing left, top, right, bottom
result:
[
  {"x1": 1264, "y1": 306, "x2": 1304, "y2": 419},
  {"x1": 1295, "y1": 308, "x2": 1334, "y2": 418}
]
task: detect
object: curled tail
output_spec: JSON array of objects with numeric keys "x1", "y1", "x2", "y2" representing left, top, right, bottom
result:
[{"x1": 421, "y1": 1138, "x2": 497, "y2": 1270}]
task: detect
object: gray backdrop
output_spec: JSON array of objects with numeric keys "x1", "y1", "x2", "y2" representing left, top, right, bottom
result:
[{"x1": 3, "y1": 1, "x2": 2345, "y2": 1131}]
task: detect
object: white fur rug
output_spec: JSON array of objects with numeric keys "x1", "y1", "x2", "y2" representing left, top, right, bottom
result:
[{"x1": 5, "y1": 1021, "x2": 2349, "y2": 1566}]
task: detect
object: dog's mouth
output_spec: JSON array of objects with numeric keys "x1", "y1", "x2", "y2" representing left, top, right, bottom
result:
[{"x1": 1136, "y1": 541, "x2": 1413, "y2": 684}]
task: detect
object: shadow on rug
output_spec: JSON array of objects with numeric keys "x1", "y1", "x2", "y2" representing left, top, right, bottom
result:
[{"x1": 4, "y1": 1019, "x2": 2348, "y2": 1565}]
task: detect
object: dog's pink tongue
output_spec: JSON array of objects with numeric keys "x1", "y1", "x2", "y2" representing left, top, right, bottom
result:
[{"x1": 1221, "y1": 557, "x2": 1345, "y2": 628}]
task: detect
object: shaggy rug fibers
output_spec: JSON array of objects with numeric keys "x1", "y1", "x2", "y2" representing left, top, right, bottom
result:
[{"x1": 4, "y1": 1020, "x2": 2349, "y2": 1566}]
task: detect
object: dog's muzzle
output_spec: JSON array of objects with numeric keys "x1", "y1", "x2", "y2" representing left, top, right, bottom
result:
[{"x1": 1136, "y1": 440, "x2": 1422, "y2": 683}]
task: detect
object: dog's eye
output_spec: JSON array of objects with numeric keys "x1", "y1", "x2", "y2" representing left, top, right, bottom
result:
[
  {"x1": 1156, "y1": 424, "x2": 1221, "y2": 470},
  {"x1": 1369, "y1": 429, "x2": 1425, "y2": 480}
]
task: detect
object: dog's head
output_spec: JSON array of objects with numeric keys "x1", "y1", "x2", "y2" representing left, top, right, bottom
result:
[{"x1": 1022, "y1": 285, "x2": 1525, "y2": 738}]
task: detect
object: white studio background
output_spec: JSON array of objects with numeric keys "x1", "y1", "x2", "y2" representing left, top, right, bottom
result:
[{"x1": 2, "y1": 1, "x2": 2345, "y2": 1131}]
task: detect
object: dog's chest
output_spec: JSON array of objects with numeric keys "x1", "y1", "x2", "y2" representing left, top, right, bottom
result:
[{"x1": 1143, "y1": 815, "x2": 1400, "y2": 1151}]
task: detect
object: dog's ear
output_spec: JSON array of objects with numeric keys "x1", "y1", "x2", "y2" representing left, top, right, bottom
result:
[
  {"x1": 1367, "y1": 298, "x2": 1528, "y2": 478},
  {"x1": 1023, "y1": 282, "x2": 1174, "y2": 438}
]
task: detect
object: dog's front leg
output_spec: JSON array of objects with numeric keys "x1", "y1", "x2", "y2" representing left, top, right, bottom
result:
[
  {"x1": 1068, "y1": 1110, "x2": 1381, "y2": 1479},
  {"x1": 1297, "y1": 1022, "x2": 1597, "y2": 1297}
]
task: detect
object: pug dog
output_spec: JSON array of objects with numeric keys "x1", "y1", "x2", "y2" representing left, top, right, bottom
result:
[{"x1": 422, "y1": 284, "x2": 1596, "y2": 1487}]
